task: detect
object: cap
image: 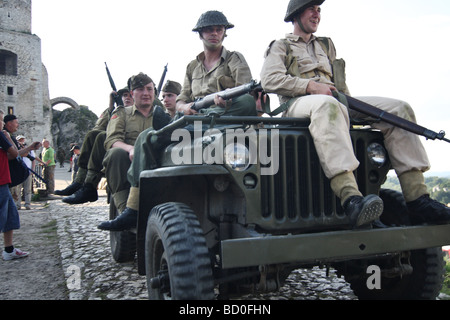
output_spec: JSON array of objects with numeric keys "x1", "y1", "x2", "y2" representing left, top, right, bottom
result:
[
  {"x1": 127, "y1": 73, "x2": 154, "y2": 91},
  {"x1": 162, "y1": 80, "x2": 182, "y2": 95}
]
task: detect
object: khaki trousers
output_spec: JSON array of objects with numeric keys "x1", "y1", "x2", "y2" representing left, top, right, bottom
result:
[{"x1": 285, "y1": 95, "x2": 430, "y2": 179}]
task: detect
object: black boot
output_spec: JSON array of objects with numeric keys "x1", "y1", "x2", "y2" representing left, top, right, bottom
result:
[
  {"x1": 153, "y1": 106, "x2": 172, "y2": 130},
  {"x1": 55, "y1": 182, "x2": 82, "y2": 196},
  {"x1": 407, "y1": 195, "x2": 450, "y2": 225},
  {"x1": 97, "y1": 207, "x2": 137, "y2": 231},
  {"x1": 344, "y1": 194, "x2": 384, "y2": 228},
  {"x1": 62, "y1": 183, "x2": 98, "y2": 204}
]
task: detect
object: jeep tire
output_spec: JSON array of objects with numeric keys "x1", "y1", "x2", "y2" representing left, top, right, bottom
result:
[
  {"x1": 345, "y1": 189, "x2": 445, "y2": 300},
  {"x1": 145, "y1": 202, "x2": 215, "y2": 300}
]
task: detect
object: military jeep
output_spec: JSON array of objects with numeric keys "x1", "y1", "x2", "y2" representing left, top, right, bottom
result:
[{"x1": 109, "y1": 114, "x2": 450, "y2": 300}]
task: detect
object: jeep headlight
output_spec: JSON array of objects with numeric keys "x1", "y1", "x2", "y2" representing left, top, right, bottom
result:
[
  {"x1": 367, "y1": 143, "x2": 387, "y2": 168},
  {"x1": 224, "y1": 143, "x2": 250, "y2": 171}
]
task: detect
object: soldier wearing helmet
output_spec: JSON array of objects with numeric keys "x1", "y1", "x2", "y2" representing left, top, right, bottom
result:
[
  {"x1": 176, "y1": 10, "x2": 257, "y2": 117},
  {"x1": 260, "y1": 0, "x2": 450, "y2": 227}
]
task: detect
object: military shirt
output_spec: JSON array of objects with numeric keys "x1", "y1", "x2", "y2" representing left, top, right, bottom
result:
[
  {"x1": 261, "y1": 33, "x2": 336, "y2": 104},
  {"x1": 104, "y1": 105, "x2": 153, "y2": 150},
  {"x1": 177, "y1": 46, "x2": 253, "y2": 103},
  {"x1": 93, "y1": 107, "x2": 113, "y2": 131}
]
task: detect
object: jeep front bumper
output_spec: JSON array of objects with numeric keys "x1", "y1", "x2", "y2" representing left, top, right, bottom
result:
[{"x1": 220, "y1": 224, "x2": 450, "y2": 269}]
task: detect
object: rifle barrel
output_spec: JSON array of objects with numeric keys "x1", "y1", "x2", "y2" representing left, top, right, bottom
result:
[
  {"x1": 157, "y1": 64, "x2": 168, "y2": 98},
  {"x1": 191, "y1": 81, "x2": 262, "y2": 112},
  {"x1": 345, "y1": 94, "x2": 449, "y2": 143}
]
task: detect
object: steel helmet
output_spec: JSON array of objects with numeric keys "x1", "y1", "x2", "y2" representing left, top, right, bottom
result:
[
  {"x1": 192, "y1": 10, "x2": 235, "y2": 32},
  {"x1": 284, "y1": 0, "x2": 325, "y2": 22}
]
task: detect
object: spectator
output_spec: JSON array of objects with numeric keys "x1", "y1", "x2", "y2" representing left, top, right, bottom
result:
[
  {"x1": 0, "y1": 111, "x2": 29, "y2": 260},
  {"x1": 41, "y1": 139, "x2": 56, "y2": 196},
  {"x1": 16, "y1": 135, "x2": 44, "y2": 210}
]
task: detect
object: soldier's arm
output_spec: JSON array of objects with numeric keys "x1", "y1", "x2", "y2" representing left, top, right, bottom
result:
[{"x1": 260, "y1": 40, "x2": 310, "y2": 97}]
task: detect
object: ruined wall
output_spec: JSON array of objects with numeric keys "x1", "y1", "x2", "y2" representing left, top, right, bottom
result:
[{"x1": 0, "y1": 0, "x2": 52, "y2": 143}]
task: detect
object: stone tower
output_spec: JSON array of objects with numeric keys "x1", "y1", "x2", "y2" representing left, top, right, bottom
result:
[{"x1": 0, "y1": 0, "x2": 52, "y2": 143}]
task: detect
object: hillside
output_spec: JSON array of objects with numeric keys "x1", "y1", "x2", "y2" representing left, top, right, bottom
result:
[{"x1": 383, "y1": 175, "x2": 450, "y2": 205}]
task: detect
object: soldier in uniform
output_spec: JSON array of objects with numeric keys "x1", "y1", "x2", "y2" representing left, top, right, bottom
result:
[
  {"x1": 161, "y1": 80, "x2": 182, "y2": 118},
  {"x1": 260, "y1": 0, "x2": 450, "y2": 226},
  {"x1": 100, "y1": 73, "x2": 159, "y2": 221},
  {"x1": 97, "y1": 80, "x2": 182, "y2": 231},
  {"x1": 98, "y1": 10, "x2": 260, "y2": 231},
  {"x1": 176, "y1": 10, "x2": 257, "y2": 117}
]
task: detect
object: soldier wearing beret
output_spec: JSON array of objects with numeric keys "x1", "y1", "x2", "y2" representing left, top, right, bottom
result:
[
  {"x1": 100, "y1": 73, "x2": 162, "y2": 217},
  {"x1": 161, "y1": 80, "x2": 182, "y2": 118},
  {"x1": 97, "y1": 79, "x2": 183, "y2": 231}
]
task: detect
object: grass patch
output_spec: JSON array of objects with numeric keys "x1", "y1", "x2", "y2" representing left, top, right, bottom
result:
[{"x1": 40, "y1": 219, "x2": 58, "y2": 240}]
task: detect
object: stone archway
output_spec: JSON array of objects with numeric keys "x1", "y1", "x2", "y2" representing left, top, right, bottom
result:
[{"x1": 51, "y1": 97, "x2": 80, "y2": 110}]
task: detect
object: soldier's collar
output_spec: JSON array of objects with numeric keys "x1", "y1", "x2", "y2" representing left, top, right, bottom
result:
[
  {"x1": 285, "y1": 33, "x2": 317, "y2": 45},
  {"x1": 197, "y1": 46, "x2": 228, "y2": 62}
]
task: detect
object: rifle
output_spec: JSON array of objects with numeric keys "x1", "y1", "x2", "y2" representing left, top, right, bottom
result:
[
  {"x1": 104, "y1": 62, "x2": 122, "y2": 107},
  {"x1": 190, "y1": 80, "x2": 263, "y2": 112},
  {"x1": 157, "y1": 64, "x2": 168, "y2": 98},
  {"x1": 334, "y1": 91, "x2": 450, "y2": 143}
]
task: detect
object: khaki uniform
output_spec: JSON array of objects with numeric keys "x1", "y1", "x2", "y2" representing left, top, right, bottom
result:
[
  {"x1": 74, "y1": 107, "x2": 113, "y2": 184},
  {"x1": 261, "y1": 33, "x2": 430, "y2": 179},
  {"x1": 177, "y1": 46, "x2": 257, "y2": 116},
  {"x1": 103, "y1": 105, "x2": 154, "y2": 212}
]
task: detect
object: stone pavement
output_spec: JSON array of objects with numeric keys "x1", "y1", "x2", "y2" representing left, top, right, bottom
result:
[{"x1": 51, "y1": 166, "x2": 148, "y2": 300}]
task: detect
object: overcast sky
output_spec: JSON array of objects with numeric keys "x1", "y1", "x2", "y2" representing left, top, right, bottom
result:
[{"x1": 31, "y1": 0, "x2": 450, "y2": 174}]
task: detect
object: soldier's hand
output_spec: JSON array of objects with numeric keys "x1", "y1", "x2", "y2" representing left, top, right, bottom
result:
[
  {"x1": 214, "y1": 95, "x2": 227, "y2": 108},
  {"x1": 306, "y1": 81, "x2": 336, "y2": 96},
  {"x1": 178, "y1": 102, "x2": 197, "y2": 115}
]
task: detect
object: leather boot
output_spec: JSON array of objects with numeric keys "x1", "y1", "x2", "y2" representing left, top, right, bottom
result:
[
  {"x1": 407, "y1": 195, "x2": 450, "y2": 225},
  {"x1": 97, "y1": 207, "x2": 137, "y2": 231},
  {"x1": 62, "y1": 183, "x2": 98, "y2": 204},
  {"x1": 55, "y1": 182, "x2": 82, "y2": 196},
  {"x1": 343, "y1": 194, "x2": 384, "y2": 228}
]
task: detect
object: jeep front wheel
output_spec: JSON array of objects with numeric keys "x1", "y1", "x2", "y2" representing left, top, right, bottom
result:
[{"x1": 145, "y1": 202, "x2": 215, "y2": 300}]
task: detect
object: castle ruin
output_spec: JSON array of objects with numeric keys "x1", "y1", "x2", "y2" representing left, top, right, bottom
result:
[{"x1": 0, "y1": 0, "x2": 52, "y2": 143}]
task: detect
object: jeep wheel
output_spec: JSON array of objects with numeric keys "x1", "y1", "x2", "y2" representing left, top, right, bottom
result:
[
  {"x1": 109, "y1": 197, "x2": 136, "y2": 263},
  {"x1": 145, "y1": 202, "x2": 215, "y2": 300},
  {"x1": 347, "y1": 247, "x2": 445, "y2": 300},
  {"x1": 345, "y1": 189, "x2": 445, "y2": 300}
]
